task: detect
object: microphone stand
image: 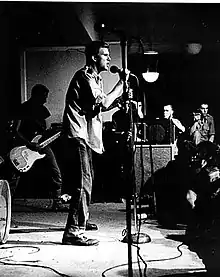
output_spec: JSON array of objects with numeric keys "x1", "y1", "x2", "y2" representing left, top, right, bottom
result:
[
  {"x1": 119, "y1": 34, "x2": 133, "y2": 277},
  {"x1": 119, "y1": 34, "x2": 151, "y2": 277}
]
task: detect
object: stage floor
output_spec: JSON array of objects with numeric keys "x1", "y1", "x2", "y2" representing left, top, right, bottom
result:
[{"x1": 0, "y1": 199, "x2": 206, "y2": 277}]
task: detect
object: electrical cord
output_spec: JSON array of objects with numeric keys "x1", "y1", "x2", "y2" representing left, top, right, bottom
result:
[
  {"x1": 120, "y1": 138, "x2": 184, "y2": 277},
  {"x1": 101, "y1": 242, "x2": 185, "y2": 277},
  {"x1": 0, "y1": 233, "x2": 184, "y2": 277},
  {"x1": 0, "y1": 245, "x2": 72, "y2": 277}
]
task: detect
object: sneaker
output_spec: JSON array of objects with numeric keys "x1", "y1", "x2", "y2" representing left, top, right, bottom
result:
[
  {"x1": 52, "y1": 199, "x2": 69, "y2": 212},
  {"x1": 60, "y1": 194, "x2": 72, "y2": 203},
  {"x1": 62, "y1": 234, "x2": 99, "y2": 246},
  {"x1": 85, "y1": 222, "x2": 98, "y2": 231}
]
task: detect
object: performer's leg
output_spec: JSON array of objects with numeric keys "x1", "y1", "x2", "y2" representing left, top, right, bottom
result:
[
  {"x1": 42, "y1": 146, "x2": 66, "y2": 210},
  {"x1": 62, "y1": 138, "x2": 98, "y2": 246}
]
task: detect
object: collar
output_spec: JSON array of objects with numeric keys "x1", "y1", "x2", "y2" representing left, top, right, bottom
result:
[{"x1": 85, "y1": 65, "x2": 102, "y2": 82}]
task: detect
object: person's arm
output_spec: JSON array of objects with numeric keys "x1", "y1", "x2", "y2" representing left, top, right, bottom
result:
[
  {"x1": 102, "y1": 79, "x2": 124, "y2": 109},
  {"x1": 66, "y1": 74, "x2": 101, "y2": 118},
  {"x1": 102, "y1": 70, "x2": 130, "y2": 109},
  {"x1": 14, "y1": 119, "x2": 42, "y2": 152},
  {"x1": 209, "y1": 134, "x2": 215, "y2": 143},
  {"x1": 69, "y1": 69, "x2": 128, "y2": 117},
  {"x1": 209, "y1": 116, "x2": 215, "y2": 143},
  {"x1": 171, "y1": 118, "x2": 185, "y2": 133}
]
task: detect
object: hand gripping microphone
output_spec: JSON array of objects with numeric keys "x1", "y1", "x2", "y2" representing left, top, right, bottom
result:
[
  {"x1": 110, "y1": 65, "x2": 137, "y2": 78},
  {"x1": 110, "y1": 65, "x2": 139, "y2": 90}
]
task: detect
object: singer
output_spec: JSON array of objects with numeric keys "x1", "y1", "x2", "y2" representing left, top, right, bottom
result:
[{"x1": 62, "y1": 41, "x2": 130, "y2": 246}]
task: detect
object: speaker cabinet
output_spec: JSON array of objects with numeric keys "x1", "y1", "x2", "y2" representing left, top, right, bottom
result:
[{"x1": 134, "y1": 144, "x2": 175, "y2": 194}]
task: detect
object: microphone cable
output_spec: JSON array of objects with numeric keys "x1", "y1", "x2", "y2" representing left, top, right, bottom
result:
[{"x1": 0, "y1": 245, "x2": 72, "y2": 277}]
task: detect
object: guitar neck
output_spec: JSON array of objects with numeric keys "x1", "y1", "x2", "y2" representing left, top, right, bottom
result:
[{"x1": 39, "y1": 131, "x2": 61, "y2": 148}]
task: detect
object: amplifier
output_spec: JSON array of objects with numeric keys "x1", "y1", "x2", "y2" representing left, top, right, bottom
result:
[{"x1": 134, "y1": 144, "x2": 175, "y2": 194}]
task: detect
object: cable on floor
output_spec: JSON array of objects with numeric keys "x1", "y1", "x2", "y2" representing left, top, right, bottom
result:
[
  {"x1": 102, "y1": 241, "x2": 185, "y2": 277},
  {"x1": 0, "y1": 245, "x2": 72, "y2": 277}
]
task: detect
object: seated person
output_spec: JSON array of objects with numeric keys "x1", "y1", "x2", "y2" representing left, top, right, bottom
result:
[
  {"x1": 190, "y1": 103, "x2": 215, "y2": 146},
  {"x1": 112, "y1": 96, "x2": 144, "y2": 142},
  {"x1": 148, "y1": 104, "x2": 185, "y2": 146}
]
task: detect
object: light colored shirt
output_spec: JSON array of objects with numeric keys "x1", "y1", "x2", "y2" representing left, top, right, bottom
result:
[
  {"x1": 190, "y1": 114, "x2": 215, "y2": 142},
  {"x1": 63, "y1": 66, "x2": 106, "y2": 154}
]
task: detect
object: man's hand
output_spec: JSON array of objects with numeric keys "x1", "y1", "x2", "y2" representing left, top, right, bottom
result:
[
  {"x1": 95, "y1": 92, "x2": 106, "y2": 105},
  {"x1": 118, "y1": 68, "x2": 131, "y2": 82},
  {"x1": 28, "y1": 142, "x2": 42, "y2": 152}
]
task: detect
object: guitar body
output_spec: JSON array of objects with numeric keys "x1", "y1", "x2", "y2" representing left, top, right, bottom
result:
[
  {"x1": 10, "y1": 145, "x2": 46, "y2": 173},
  {"x1": 9, "y1": 132, "x2": 61, "y2": 173}
]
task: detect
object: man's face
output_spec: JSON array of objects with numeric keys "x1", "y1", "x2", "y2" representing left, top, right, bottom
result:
[
  {"x1": 200, "y1": 104, "x2": 208, "y2": 116},
  {"x1": 36, "y1": 91, "x2": 49, "y2": 105},
  {"x1": 164, "y1": 105, "x2": 173, "y2": 119},
  {"x1": 95, "y1": 47, "x2": 111, "y2": 72},
  {"x1": 194, "y1": 113, "x2": 201, "y2": 121}
]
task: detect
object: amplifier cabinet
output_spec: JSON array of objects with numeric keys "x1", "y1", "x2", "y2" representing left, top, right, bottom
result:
[{"x1": 134, "y1": 144, "x2": 175, "y2": 194}]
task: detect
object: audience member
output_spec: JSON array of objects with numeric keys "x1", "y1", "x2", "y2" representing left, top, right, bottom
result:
[{"x1": 190, "y1": 103, "x2": 215, "y2": 145}]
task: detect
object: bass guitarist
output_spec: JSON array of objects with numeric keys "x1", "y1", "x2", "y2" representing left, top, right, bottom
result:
[{"x1": 12, "y1": 84, "x2": 68, "y2": 211}]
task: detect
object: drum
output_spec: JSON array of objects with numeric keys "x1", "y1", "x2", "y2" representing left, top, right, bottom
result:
[{"x1": 0, "y1": 180, "x2": 11, "y2": 244}]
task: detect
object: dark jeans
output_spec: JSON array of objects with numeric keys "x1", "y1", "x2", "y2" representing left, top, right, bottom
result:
[
  {"x1": 62, "y1": 137, "x2": 93, "y2": 235},
  {"x1": 7, "y1": 145, "x2": 62, "y2": 200},
  {"x1": 41, "y1": 146, "x2": 63, "y2": 199}
]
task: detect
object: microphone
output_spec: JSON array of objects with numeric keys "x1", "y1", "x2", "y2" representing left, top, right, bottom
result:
[
  {"x1": 110, "y1": 65, "x2": 139, "y2": 88},
  {"x1": 110, "y1": 65, "x2": 137, "y2": 78},
  {"x1": 110, "y1": 65, "x2": 121, "y2": 74}
]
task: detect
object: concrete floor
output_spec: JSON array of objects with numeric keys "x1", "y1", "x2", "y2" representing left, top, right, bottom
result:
[{"x1": 0, "y1": 199, "x2": 206, "y2": 277}]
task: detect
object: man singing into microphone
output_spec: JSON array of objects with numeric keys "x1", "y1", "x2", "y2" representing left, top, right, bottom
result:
[{"x1": 62, "y1": 41, "x2": 130, "y2": 246}]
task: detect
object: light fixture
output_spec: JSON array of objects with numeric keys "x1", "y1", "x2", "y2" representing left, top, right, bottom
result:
[
  {"x1": 142, "y1": 71, "x2": 159, "y2": 83},
  {"x1": 142, "y1": 51, "x2": 159, "y2": 83},
  {"x1": 186, "y1": 43, "x2": 202, "y2": 55}
]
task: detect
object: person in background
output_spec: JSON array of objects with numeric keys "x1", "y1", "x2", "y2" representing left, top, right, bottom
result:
[
  {"x1": 163, "y1": 104, "x2": 185, "y2": 143},
  {"x1": 13, "y1": 84, "x2": 66, "y2": 211},
  {"x1": 107, "y1": 98, "x2": 143, "y2": 202},
  {"x1": 158, "y1": 104, "x2": 185, "y2": 156},
  {"x1": 190, "y1": 103, "x2": 215, "y2": 146},
  {"x1": 62, "y1": 41, "x2": 130, "y2": 246}
]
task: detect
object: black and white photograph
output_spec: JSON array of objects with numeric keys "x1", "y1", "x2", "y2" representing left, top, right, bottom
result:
[{"x1": 1, "y1": 1, "x2": 220, "y2": 276}]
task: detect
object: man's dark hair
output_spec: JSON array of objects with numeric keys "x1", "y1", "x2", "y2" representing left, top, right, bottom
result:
[
  {"x1": 85, "y1": 41, "x2": 109, "y2": 64},
  {"x1": 31, "y1": 84, "x2": 49, "y2": 97},
  {"x1": 193, "y1": 109, "x2": 201, "y2": 115}
]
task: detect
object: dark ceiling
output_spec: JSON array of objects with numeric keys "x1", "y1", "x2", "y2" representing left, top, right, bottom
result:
[
  {"x1": 3, "y1": 2, "x2": 220, "y2": 52},
  {"x1": 3, "y1": 1, "x2": 220, "y2": 133}
]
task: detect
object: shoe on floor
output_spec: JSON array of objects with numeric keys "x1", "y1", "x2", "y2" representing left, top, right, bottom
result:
[
  {"x1": 86, "y1": 222, "x2": 98, "y2": 231},
  {"x1": 52, "y1": 200, "x2": 69, "y2": 212},
  {"x1": 62, "y1": 235, "x2": 99, "y2": 246},
  {"x1": 60, "y1": 194, "x2": 72, "y2": 203}
]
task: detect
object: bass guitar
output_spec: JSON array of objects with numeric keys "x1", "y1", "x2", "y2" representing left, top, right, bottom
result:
[{"x1": 9, "y1": 131, "x2": 61, "y2": 173}]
